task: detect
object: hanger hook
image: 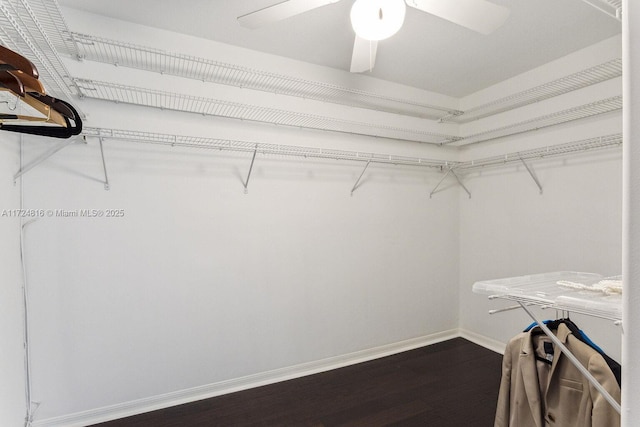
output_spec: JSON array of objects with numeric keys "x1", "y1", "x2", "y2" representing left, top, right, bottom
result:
[{"x1": 2, "y1": 94, "x2": 19, "y2": 111}]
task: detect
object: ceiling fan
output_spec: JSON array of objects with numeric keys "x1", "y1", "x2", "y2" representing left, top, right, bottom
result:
[{"x1": 237, "y1": 0, "x2": 510, "y2": 73}]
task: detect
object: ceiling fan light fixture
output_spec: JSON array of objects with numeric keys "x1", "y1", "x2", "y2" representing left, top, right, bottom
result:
[{"x1": 350, "y1": 0, "x2": 407, "y2": 41}]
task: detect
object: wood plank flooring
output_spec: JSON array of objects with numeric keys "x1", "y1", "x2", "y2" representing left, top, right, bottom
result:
[{"x1": 92, "y1": 338, "x2": 502, "y2": 427}]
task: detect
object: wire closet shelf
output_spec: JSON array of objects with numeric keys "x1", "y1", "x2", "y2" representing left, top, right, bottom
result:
[
  {"x1": 73, "y1": 77, "x2": 621, "y2": 148},
  {"x1": 0, "y1": 0, "x2": 79, "y2": 101},
  {"x1": 457, "y1": 133, "x2": 622, "y2": 171},
  {"x1": 449, "y1": 96, "x2": 622, "y2": 146},
  {"x1": 74, "y1": 79, "x2": 459, "y2": 145},
  {"x1": 580, "y1": 0, "x2": 622, "y2": 20},
  {"x1": 69, "y1": 32, "x2": 460, "y2": 121},
  {"x1": 83, "y1": 127, "x2": 622, "y2": 175},
  {"x1": 69, "y1": 32, "x2": 623, "y2": 127},
  {"x1": 445, "y1": 59, "x2": 622, "y2": 123},
  {"x1": 82, "y1": 127, "x2": 457, "y2": 169}
]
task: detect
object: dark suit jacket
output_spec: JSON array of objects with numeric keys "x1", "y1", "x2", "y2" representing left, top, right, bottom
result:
[{"x1": 495, "y1": 323, "x2": 620, "y2": 427}]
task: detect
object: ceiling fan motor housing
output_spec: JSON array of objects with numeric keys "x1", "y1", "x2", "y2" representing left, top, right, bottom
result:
[{"x1": 350, "y1": 0, "x2": 407, "y2": 41}]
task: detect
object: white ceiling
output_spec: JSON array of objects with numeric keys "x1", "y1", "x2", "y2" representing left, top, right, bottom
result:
[{"x1": 57, "y1": 0, "x2": 621, "y2": 98}]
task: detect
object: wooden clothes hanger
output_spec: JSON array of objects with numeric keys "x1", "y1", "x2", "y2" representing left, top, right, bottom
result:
[
  {"x1": 0, "y1": 45, "x2": 82, "y2": 137},
  {"x1": 0, "y1": 69, "x2": 67, "y2": 127},
  {"x1": 1, "y1": 96, "x2": 82, "y2": 138},
  {"x1": 0, "y1": 69, "x2": 26, "y2": 96},
  {"x1": 0, "y1": 44, "x2": 39, "y2": 79}
]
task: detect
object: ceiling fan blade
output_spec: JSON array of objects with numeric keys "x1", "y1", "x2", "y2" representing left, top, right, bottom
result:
[
  {"x1": 350, "y1": 36, "x2": 378, "y2": 73},
  {"x1": 238, "y1": 0, "x2": 341, "y2": 29},
  {"x1": 405, "y1": 0, "x2": 510, "y2": 35}
]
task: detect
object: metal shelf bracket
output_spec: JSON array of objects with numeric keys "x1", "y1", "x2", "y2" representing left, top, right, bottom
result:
[
  {"x1": 429, "y1": 167, "x2": 471, "y2": 198},
  {"x1": 450, "y1": 169, "x2": 471, "y2": 199},
  {"x1": 13, "y1": 137, "x2": 78, "y2": 181},
  {"x1": 520, "y1": 157, "x2": 543, "y2": 194},
  {"x1": 429, "y1": 168, "x2": 451, "y2": 198},
  {"x1": 98, "y1": 137, "x2": 110, "y2": 191},
  {"x1": 243, "y1": 145, "x2": 258, "y2": 194},
  {"x1": 350, "y1": 160, "x2": 371, "y2": 196}
]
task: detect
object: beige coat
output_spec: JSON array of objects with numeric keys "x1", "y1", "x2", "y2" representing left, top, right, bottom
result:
[{"x1": 495, "y1": 323, "x2": 620, "y2": 427}]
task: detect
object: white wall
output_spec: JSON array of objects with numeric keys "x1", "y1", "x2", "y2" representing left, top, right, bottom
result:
[
  {"x1": 22, "y1": 115, "x2": 460, "y2": 422},
  {"x1": 458, "y1": 115, "x2": 623, "y2": 359},
  {"x1": 13, "y1": 7, "x2": 624, "y2": 425},
  {"x1": 458, "y1": 149, "x2": 623, "y2": 357},
  {"x1": 458, "y1": 35, "x2": 623, "y2": 360},
  {"x1": 0, "y1": 135, "x2": 26, "y2": 425},
  {"x1": 15, "y1": 11, "x2": 463, "y2": 423}
]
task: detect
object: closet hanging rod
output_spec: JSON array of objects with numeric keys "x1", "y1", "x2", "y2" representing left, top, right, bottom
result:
[
  {"x1": 81, "y1": 127, "x2": 456, "y2": 169},
  {"x1": 488, "y1": 294, "x2": 621, "y2": 323},
  {"x1": 82, "y1": 128, "x2": 622, "y2": 177},
  {"x1": 457, "y1": 133, "x2": 622, "y2": 171},
  {"x1": 69, "y1": 32, "x2": 461, "y2": 121},
  {"x1": 488, "y1": 303, "x2": 569, "y2": 319}
]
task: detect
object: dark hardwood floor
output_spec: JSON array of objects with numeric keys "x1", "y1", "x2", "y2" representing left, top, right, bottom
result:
[{"x1": 92, "y1": 338, "x2": 502, "y2": 427}]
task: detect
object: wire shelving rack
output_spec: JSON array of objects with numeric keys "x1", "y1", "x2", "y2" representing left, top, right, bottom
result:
[
  {"x1": 74, "y1": 79, "x2": 459, "y2": 145},
  {"x1": 446, "y1": 59, "x2": 622, "y2": 123},
  {"x1": 580, "y1": 0, "x2": 622, "y2": 20},
  {"x1": 450, "y1": 96, "x2": 622, "y2": 146},
  {"x1": 457, "y1": 133, "x2": 622, "y2": 171},
  {"x1": 0, "y1": 0, "x2": 79, "y2": 101},
  {"x1": 82, "y1": 127, "x2": 622, "y2": 177},
  {"x1": 69, "y1": 32, "x2": 623, "y2": 129},
  {"x1": 82, "y1": 127, "x2": 457, "y2": 169},
  {"x1": 69, "y1": 32, "x2": 461, "y2": 121}
]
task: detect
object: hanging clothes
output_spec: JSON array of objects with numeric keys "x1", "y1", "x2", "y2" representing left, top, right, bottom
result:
[
  {"x1": 495, "y1": 322, "x2": 620, "y2": 427},
  {"x1": 523, "y1": 319, "x2": 621, "y2": 387}
]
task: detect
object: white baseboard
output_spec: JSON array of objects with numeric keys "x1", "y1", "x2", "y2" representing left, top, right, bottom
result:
[
  {"x1": 33, "y1": 329, "x2": 459, "y2": 427},
  {"x1": 459, "y1": 328, "x2": 506, "y2": 354}
]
